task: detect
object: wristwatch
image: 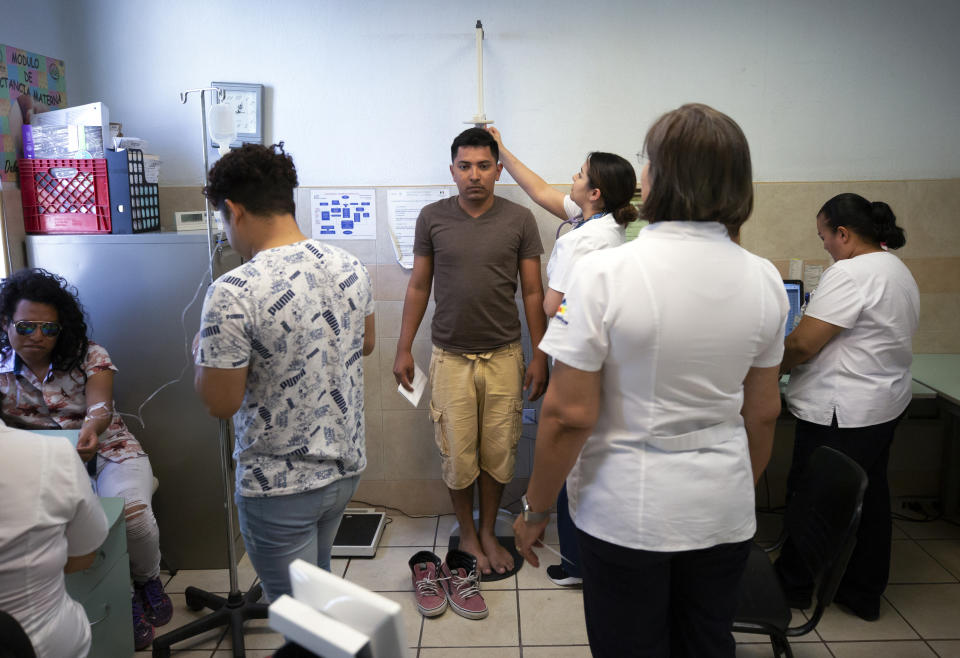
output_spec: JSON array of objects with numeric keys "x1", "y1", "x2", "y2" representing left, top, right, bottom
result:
[{"x1": 521, "y1": 493, "x2": 550, "y2": 523}]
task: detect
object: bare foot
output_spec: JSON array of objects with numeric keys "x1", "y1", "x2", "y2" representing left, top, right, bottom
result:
[
  {"x1": 481, "y1": 532, "x2": 514, "y2": 574},
  {"x1": 458, "y1": 535, "x2": 492, "y2": 575}
]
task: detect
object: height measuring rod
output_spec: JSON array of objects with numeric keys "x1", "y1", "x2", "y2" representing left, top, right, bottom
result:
[{"x1": 466, "y1": 20, "x2": 493, "y2": 127}]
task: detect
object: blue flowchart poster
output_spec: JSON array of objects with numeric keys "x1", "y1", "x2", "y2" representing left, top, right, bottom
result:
[{"x1": 310, "y1": 188, "x2": 377, "y2": 240}]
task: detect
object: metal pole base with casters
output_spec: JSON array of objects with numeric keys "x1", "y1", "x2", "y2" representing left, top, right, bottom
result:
[
  {"x1": 151, "y1": 419, "x2": 268, "y2": 658},
  {"x1": 152, "y1": 87, "x2": 268, "y2": 658},
  {"x1": 151, "y1": 583, "x2": 268, "y2": 658}
]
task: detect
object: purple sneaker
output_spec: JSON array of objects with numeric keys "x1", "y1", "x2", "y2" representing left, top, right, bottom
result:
[
  {"x1": 131, "y1": 590, "x2": 155, "y2": 650},
  {"x1": 409, "y1": 551, "x2": 447, "y2": 617},
  {"x1": 137, "y1": 576, "x2": 173, "y2": 627},
  {"x1": 441, "y1": 549, "x2": 487, "y2": 620}
]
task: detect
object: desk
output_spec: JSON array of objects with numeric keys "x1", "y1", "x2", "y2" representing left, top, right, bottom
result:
[
  {"x1": 769, "y1": 374, "x2": 940, "y2": 510},
  {"x1": 912, "y1": 355, "x2": 960, "y2": 407},
  {"x1": 65, "y1": 498, "x2": 134, "y2": 658},
  {"x1": 911, "y1": 354, "x2": 960, "y2": 515}
]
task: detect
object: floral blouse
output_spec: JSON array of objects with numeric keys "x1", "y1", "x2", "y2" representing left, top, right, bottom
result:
[{"x1": 0, "y1": 342, "x2": 145, "y2": 463}]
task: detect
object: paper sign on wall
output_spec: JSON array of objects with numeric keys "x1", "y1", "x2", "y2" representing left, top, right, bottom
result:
[
  {"x1": 311, "y1": 189, "x2": 377, "y2": 240},
  {"x1": 803, "y1": 264, "x2": 824, "y2": 291},
  {"x1": 386, "y1": 187, "x2": 448, "y2": 269}
]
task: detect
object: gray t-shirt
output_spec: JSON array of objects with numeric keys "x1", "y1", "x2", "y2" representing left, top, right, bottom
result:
[
  {"x1": 413, "y1": 195, "x2": 543, "y2": 353},
  {"x1": 197, "y1": 240, "x2": 374, "y2": 497}
]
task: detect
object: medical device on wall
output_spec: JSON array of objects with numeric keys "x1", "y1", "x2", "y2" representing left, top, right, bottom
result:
[
  {"x1": 465, "y1": 20, "x2": 494, "y2": 127},
  {"x1": 269, "y1": 559, "x2": 405, "y2": 658},
  {"x1": 174, "y1": 210, "x2": 222, "y2": 232}
]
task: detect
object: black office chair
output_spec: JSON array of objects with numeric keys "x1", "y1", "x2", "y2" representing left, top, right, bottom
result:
[
  {"x1": 733, "y1": 446, "x2": 868, "y2": 658},
  {"x1": 0, "y1": 610, "x2": 36, "y2": 658}
]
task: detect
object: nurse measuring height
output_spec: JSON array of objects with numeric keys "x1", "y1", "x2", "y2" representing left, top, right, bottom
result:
[{"x1": 486, "y1": 126, "x2": 638, "y2": 317}]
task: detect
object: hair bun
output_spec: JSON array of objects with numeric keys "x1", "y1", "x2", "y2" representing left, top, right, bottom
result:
[
  {"x1": 613, "y1": 203, "x2": 639, "y2": 224},
  {"x1": 870, "y1": 201, "x2": 906, "y2": 249},
  {"x1": 819, "y1": 193, "x2": 906, "y2": 250}
]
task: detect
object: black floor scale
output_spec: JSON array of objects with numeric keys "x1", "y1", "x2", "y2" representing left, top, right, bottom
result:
[{"x1": 332, "y1": 508, "x2": 387, "y2": 557}]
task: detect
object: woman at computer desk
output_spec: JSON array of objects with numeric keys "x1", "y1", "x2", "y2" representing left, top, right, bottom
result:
[
  {"x1": 0, "y1": 268, "x2": 173, "y2": 650},
  {"x1": 487, "y1": 125, "x2": 637, "y2": 588},
  {"x1": 776, "y1": 193, "x2": 919, "y2": 621},
  {"x1": 513, "y1": 103, "x2": 787, "y2": 658}
]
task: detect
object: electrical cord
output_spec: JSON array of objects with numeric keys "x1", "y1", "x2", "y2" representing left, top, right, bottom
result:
[
  {"x1": 349, "y1": 499, "x2": 441, "y2": 520},
  {"x1": 349, "y1": 494, "x2": 527, "y2": 521},
  {"x1": 115, "y1": 234, "x2": 226, "y2": 428}
]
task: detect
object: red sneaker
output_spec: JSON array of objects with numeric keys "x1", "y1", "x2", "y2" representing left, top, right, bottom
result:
[
  {"x1": 408, "y1": 551, "x2": 447, "y2": 617},
  {"x1": 441, "y1": 549, "x2": 487, "y2": 620}
]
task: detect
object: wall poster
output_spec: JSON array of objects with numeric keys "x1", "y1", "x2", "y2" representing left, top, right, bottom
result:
[{"x1": 1, "y1": 44, "x2": 67, "y2": 184}]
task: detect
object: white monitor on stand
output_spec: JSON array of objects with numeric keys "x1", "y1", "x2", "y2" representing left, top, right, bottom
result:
[{"x1": 268, "y1": 559, "x2": 405, "y2": 658}]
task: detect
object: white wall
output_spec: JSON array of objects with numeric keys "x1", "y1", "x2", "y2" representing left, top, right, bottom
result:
[
  {"x1": 0, "y1": 0, "x2": 72, "y2": 67},
  {"x1": 8, "y1": 0, "x2": 960, "y2": 185}
]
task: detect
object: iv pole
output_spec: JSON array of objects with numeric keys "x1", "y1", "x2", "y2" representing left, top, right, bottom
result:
[
  {"x1": 178, "y1": 86, "x2": 222, "y2": 275},
  {"x1": 152, "y1": 87, "x2": 268, "y2": 658},
  {"x1": 466, "y1": 20, "x2": 494, "y2": 127}
]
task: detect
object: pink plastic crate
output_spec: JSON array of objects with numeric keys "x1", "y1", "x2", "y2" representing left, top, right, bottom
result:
[{"x1": 19, "y1": 158, "x2": 112, "y2": 233}]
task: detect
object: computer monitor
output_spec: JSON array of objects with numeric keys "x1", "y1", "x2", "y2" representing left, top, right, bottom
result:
[
  {"x1": 268, "y1": 559, "x2": 405, "y2": 658},
  {"x1": 783, "y1": 279, "x2": 804, "y2": 336}
]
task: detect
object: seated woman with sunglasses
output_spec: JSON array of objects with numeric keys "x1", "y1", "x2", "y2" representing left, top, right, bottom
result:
[{"x1": 0, "y1": 268, "x2": 172, "y2": 651}]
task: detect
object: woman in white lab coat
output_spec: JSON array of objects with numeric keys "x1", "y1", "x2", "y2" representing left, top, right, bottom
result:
[
  {"x1": 776, "y1": 193, "x2": 919, "y2": 621},
  {"x1": 513, "y1": 103, "x2": 787, "y2": 657}
]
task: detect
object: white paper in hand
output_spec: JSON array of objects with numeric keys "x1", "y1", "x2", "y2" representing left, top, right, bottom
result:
[{"x1": 397, "y1": 362, "x2": 427, "y2": 407}]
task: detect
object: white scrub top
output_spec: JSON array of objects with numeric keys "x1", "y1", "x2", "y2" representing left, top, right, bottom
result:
[
  {"x1": 786, "y1": 251, "x2": 919, "y2": 428},
  {"x1": 545, "y1": 195, "x2": 626, "y2": 294},
  {"x1": 540, "y1": 221, "x2": 788, "y2": 551}
]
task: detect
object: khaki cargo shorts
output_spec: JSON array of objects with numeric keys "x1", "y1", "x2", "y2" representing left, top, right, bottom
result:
[{"x1": 428, "y1": 342, "x2": 525, "y2": 490}]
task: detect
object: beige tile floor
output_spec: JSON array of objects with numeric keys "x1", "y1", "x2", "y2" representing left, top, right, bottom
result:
[{"x1": 137, "y1": 512, "x2": 960, "y2": 657}]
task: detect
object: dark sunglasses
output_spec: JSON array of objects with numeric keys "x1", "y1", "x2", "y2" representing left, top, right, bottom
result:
[{"x1": 14, "y1": 320, "x2": 62, "y2": 337}]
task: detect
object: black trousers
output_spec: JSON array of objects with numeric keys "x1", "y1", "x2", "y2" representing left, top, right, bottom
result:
[
  {"x1": 576, "y1": 529, "x2": 751, "y2": 658},
  {"x1": 775, "y1": 414, "x2": 901, "y2": 609}
]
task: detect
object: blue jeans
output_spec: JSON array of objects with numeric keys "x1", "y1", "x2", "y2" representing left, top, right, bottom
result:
[{"x1": 236, "y1": 475, "x2": 360, "y2": 602}]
